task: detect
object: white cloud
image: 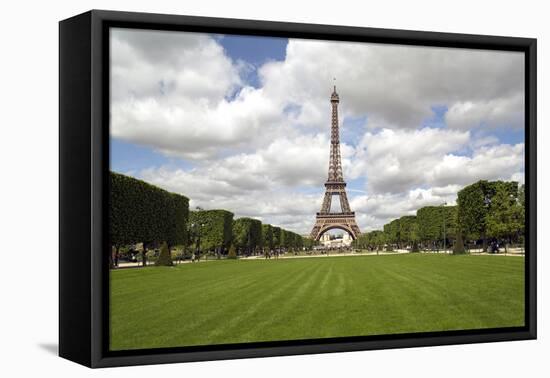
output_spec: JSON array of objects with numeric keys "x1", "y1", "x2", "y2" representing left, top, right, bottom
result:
[
  {"x1": 111, "y1": 30, "x2": 525, "y2": 161},
  {"x1": 111, "y1": 29, "x2": 286, "y2": 159},
  {"x1": 137, "y1": 132, "x2": 329, "y2": 191},
  {"x1": 430, "y1": 143, "x2": 524, "y2": 187},
  {"x1": 258, "y1": 41, "x2": 524, "y2": 132},
  {"x1": 349, "y1": 128, "x2": 471, "y2": 193},
  {"x1": 347, "y1": 128, "x2": 524, "y2": 196},
  {"x1": 110, "y1": 29, "x2": 526, "y2": 234},
  {"x1": 138, "y1": 166, "x2": 321, "y2": 233},
  {"x1": 445, "y1": 94, "x2": 524, "y2": 130},
  {"x1": 111, "y1": 28, "x2": 240, "y2": 103},
  {"x1": 350, "y1": 186, "x2": 457, "y2": 231}
]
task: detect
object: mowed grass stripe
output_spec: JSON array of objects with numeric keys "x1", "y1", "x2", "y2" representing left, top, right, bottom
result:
[
  {"x1": 110, "y1": 254, "x2": 525, "y2": 350},
  {"x1": 112, "y1": 261, "x2": 292, "y2": 347},
  {"x1": 195, "y1": 261, "x2": 319, "y2": 344}
]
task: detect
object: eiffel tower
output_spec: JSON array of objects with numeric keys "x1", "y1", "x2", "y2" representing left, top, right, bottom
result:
[{"x1": 310, "y1": 86, "x2": 361, "y2": 240}]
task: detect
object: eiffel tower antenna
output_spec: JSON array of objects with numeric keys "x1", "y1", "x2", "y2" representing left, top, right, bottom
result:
[{"x1": 310, "y1": 85, "x2": 361, "y2": 241}]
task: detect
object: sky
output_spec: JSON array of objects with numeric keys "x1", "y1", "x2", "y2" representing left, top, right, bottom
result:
[{"x1": 109, "y1": 28, "x2": 525, "y2": 235}]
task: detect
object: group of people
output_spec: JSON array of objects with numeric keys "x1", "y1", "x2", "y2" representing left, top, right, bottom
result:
[{"x1": 263, "y1": 249, "x2": 281, "y2": 259}]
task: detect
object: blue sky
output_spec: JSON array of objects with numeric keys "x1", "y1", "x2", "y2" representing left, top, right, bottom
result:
[
  {"x1": 218, "y1": 34, "x2": 287, "y2": 88},
  {"x1": 111, "y1": 139, "x2": 194, "y2": 173}
]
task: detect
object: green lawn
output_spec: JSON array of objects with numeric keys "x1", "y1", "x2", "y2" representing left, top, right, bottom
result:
[{"x1": 110, "y1": 254, "x2": 524, "y2": 351}]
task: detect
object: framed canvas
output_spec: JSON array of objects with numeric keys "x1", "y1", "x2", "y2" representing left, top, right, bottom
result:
[{"x1": 59, "y1": 10, "x2": 537, "y2": 368}]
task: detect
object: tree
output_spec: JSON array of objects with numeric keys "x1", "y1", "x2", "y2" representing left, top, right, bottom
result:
[
  {"x1": 410, "y1": 220, "x2": 421, "y2": 252},
  {"x1": 354, "y1": 233, "x2": 364, "y2": 249},
  {"x1": 517, "y1": 183, "x2": 526, "y2": 247},
  {"x1": 110, "y1": 171, "x2": 189, "y2": 267},
  {"x1": 383, "y1": 219, "x2": 400, "y2": 250},
  {"x1": 189, "y1": 210, "x2": 234, "y2": 255},
  {"x1": 417, "y1": 206, "x2": 439, "y2": 249},
  {"x1": 442, "y1": 205, "x2": 458, "y2": 248},
  {"x1": 457, "y1": 180, "x2": 516, "y2": 251},
  {"x1": 295, "y1": 233, "x2": 304, "y2": 251},
  {"x1": 232, "y1": 218, "x2": 262, "y2": 254},
  {"x1": 453, "y1": 228, "x2": 466, "y2": 254},
  {"x1": 399, "y1": 216, "x2": 419, "y2": 250},
  {"x1": 272, "y1": 227, "x2": 281, "y2": 251},
  {"x1": 165, "y1": 193, "x2": 189, "y2": 250},
  {"x1": 227, "y1": 245, "x2": 237, "y2": 259},
  {"x1": 457, "y1": 181, "x2": 490, "y2": 250},
  {"x1": 485, "y1": 183, "x2": 524, "y2": 252},
  {"x1": 281, "y1": 229, "x2": 292, "y2": 251},
  {"x1": 353, "y1": 231, "x2": 380, "y2": 252},
  {"x1": 354, "y1": 230, "x2": 386, "y2": 252},
  {"x1": 156, "y1": 242, "x2": 173, "y2": 266},
  {"x1": 262, "y1": 224, "x2": 274, "y2": 252},
  {"x1": 372, "y1": 231, "x2": 386, "y2": 252},
  {"x1": 303, "y1": 237, "x2": 318, "y2": 250},
  {"x1": 518, "y1": 184, "x2": 525, "y2": 209},
  {"x1": 417, "y1": 205, "x2": 457, "y2": 251}
]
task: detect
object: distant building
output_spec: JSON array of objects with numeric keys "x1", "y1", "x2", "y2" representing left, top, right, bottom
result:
[{"x1": 320, "y1": 232, "x2": 352, "y2": 248}]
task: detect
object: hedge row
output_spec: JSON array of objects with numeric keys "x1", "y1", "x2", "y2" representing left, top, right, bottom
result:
[
  {"x1": 232, "y1": 217, "x2": 263, "y2": 252},
  {"x1": 111, "y1": 172, "x2": 318, "y2": 262},
  {"x1": 417, "y1": 206, "x2": 457, "y2": 245},
  {"x1": 262, "y1": 224, "x2": 274, "y2": 250},
  {"x1": 229, "y1": 218, "x2": 306, "y2": 253},
  {"x1": 352, "y1": 230, "x2": 386, "y2": 251},
  {"x1": 281, "y1": 229, "x2": 304, "y2": 250},
  {"x1": 189, "y1": 209, "x2": 234, "y2": 253},
  {"x1": 110, "y1": 172, "x2": 189, "y2": 249}
]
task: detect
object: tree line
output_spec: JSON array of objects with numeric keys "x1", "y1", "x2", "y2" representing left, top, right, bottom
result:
[
  {"x1": 109, "y1": 172, "x2": 314, "y2": 267},
  {"x1": 353, "y1": 180, "x2": 525, "y2": 254}
]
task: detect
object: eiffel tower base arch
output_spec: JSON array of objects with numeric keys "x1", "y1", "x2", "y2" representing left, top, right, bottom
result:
[{"x1": 310, "y1": 213, "x2": 361, "y2": 241}]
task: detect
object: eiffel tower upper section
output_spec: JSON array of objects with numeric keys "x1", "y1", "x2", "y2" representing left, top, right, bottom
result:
[
  {"x1": 316, "y1": 85, "x2": 354, "y2": 216},
  {"x1": 327, "y1": 86, "x2": 345, "y2": 184}
]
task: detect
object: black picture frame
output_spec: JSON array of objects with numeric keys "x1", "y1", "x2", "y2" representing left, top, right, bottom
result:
[{"x1": 59, "y1": 9, "x2": 537, "y2": 368}]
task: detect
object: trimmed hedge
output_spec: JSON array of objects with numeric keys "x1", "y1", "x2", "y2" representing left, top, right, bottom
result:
[
  {"x1": 417, "y1": 205, "x2": 457, "y2": 248},
  {"x1": 262, "y1": 224, "x2": 274, "y2": 250},
  {"x1": 383, "y1": 219, "x2": 401, "y2": 249},
  {"x1": 189, "y1": 209, "x2": 234, "y2": 253},
  {"x1": 485, "y1": 182, "x2": 523, "y2": 250},
  {"x1": 457, "y1": 180, "x2": 518, "y2": 247},
  {"x1": 399, "y1": 215, "x2": 419, "y2": 251},
  {"x1": 166, "y1": 193, "x2": 189, "y2": 248},
  {"x1": 110, "y1": 171, "x2": 189, "y2": 249},
  {"x1": 232, "y1": 217, "x2": 263, "y2": 253},
  {"x1": 303, "y1": 237, "x2": 318, "y2": 250},
  {"x1": 457, "y1": 181, "x2": 491, "y2": 243},
  {"x1": 352, "y1": 230, "x2": 386, "y2": 251},
  {"x1": 272, "y1": 226, "x2": 281, "y2": 248},
  {"x1": 280, "y1": 229, "x2": 303, "y2": 251}
]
